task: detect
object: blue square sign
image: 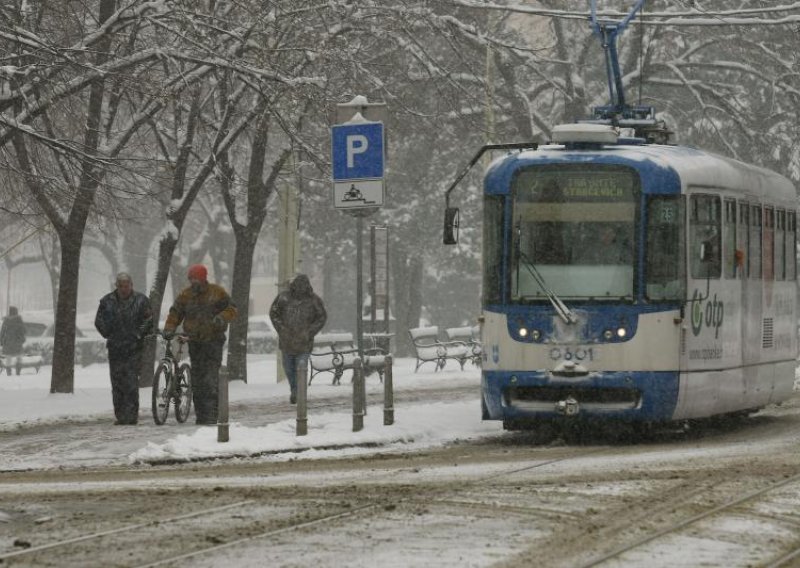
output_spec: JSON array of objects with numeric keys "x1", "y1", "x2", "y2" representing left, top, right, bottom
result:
[{"x1": 332, "y1": 122, "x2": 384, "y2": 181}]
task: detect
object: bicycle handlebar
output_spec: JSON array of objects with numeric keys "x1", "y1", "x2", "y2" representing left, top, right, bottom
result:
[{"x1": 148, "y1": 329, "x2": 190, "y2": 342}]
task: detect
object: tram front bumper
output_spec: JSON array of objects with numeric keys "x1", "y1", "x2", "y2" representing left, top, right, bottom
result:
[{"x1": 482, "y1": 370, "x2": 679, "y2": 422}]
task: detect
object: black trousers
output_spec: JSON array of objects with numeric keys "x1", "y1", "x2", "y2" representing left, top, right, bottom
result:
[
  {"x1": 188, "y1": 339, "x2": 224, "y2": 424},
  {"x1": 108, "y1": 351, "x2": 141, "y2": 423}
]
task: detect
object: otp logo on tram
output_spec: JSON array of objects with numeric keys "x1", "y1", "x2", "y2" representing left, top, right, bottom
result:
[{"x1": 690, "y1": 289, "x2": 724, "y2": 338}]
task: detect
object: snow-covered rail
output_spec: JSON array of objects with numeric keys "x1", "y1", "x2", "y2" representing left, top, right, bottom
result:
[{"x1": 578, "y1": 471, "x2": 800, "y2": 567}]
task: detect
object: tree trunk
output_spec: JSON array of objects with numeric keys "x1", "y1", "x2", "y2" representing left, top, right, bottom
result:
[
  {"x1": 140, "y1": 233, "x2": 180, "y2": 387},
  {"x1": 44, "y1": 0, "x2": 116, "y2": 392},
  {"x1": 390, "y1": 243, "x2": 423, "y2": 357},
  {"x1": 226, "y1": 232, "x2": 258, "y2": 383},
  {"x1": 49, "y1": 239, "x2": 81, "y2": 393}
]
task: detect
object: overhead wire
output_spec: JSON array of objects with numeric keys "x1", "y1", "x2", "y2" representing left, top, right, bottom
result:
[{"x1": 445, "y1": 1, "x2": 800, "y2": 27}]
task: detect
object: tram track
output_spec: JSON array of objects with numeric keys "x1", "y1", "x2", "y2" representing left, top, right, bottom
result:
[
  {"x1": 0, "y1": 442, "x2": 609, "y2": 567},
  {"x1": 3, "y1": 404, "x2": 800, "y2": 566},
  {"x1": 574, "y1": 471, "x2": 800, "y2": 566}
]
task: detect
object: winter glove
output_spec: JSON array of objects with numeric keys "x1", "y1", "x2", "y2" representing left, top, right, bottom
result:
[
  {"x1": 213, "y1": 315, "x2": 226, "y2": 327},
  {"x1": 163, "y1": 330, "x2": 175, "y2": 341},
  {"x1": 138, "y1": 321, "x2": 152, "y2": 336}
]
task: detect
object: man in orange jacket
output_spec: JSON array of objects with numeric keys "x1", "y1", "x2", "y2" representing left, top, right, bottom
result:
[{"x1": 164, "y1": 264, "x2": 237, "y2": 424}]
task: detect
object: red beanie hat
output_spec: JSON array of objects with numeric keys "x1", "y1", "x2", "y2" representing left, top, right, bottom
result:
[{"x1": 187, "y1": 264, "x2": 208, "y2": 282}]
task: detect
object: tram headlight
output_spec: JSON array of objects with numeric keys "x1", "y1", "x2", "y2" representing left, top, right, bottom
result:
[
  {"x1": 616, "y1": 327, "x2": 627, "y2": 338},
  {"x1": 518, "y1": 327, "x2": 528, "y2": 338},
  {"x1": 531, "y1": 329, "x2": 541, "y2": 341},
  {"x1": 603, "y1": 329, "x2": 614, "y2": 340}
]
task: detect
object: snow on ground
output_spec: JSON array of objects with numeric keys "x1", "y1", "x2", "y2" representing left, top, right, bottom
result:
[{"x1": 0, "y1": 354, "x2": 496, "y2": 466}]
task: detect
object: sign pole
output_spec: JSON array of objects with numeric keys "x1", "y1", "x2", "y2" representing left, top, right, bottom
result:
[{"x1": 356, "y1": 215, "x2": 364, "y2": 359}]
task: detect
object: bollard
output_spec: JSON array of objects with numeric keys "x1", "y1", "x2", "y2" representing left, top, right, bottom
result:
[
  {"x1": 296, "y1": 358, "x2": 309, "y2": 436},
  {"x1": 383, "y1": 354, "x2": 394, "y2": 425},
  {"x1": 352, "y1": 357, "x2": 364, "y2": 432},
  {"x1": 217, "y1": 367, "x2": 229, "y2": 443}
]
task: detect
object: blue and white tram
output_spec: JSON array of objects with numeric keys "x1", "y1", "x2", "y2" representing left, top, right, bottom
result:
[{"x1": 473, "y1": 123, "x2": 798, "y2": 429}]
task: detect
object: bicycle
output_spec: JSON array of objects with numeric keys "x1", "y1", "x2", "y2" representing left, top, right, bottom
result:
[{"x1": 151, "y1": 330, "x2": 193, "y2": 425}]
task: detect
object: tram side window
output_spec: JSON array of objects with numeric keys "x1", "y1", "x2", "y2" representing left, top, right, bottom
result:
[
  {"x1": 483, "y1": 195, "x2": 504, "y2": 304},
  {"x1": 763, "y1": 207, "x2": 774, "y2": 280},
  {"x1": 776, "y1": 210, "x2": 785, "y2": 280},
  {"x1": 788, "y1": 212, "x2": 797, "y2": 281},
  {"x1": 739, "y1": 201, "x2": 750, "y2": 278},
  {"x1": 723, "y1": 199, "x2": 736, "y2": 279},
  {"x1": 749, "y1": 204, "x2": 762, "y2": 279},
  {"x1": 690, "y1": 194, "x2": 721, "y2": 279},
  {"x1": 646, "y1": 196, "x2": 685, "y2": 300}
]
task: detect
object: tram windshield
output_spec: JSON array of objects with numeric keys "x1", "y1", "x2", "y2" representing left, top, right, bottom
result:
[{"x1": 511, "y1": 165, "x2": 638, "y2": 301}]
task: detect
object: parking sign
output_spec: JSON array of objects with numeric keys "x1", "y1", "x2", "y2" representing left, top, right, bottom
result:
[
  {"x1": 331, "y1": 121, "x2": 384, "y2": 209},
  {"x1": 332, "y1": 122, "x2": 384, "y2": 181}
]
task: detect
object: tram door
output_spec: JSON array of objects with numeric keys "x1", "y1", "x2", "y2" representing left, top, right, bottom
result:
[{"x1": 740, "y1": 202, "x2": 762, "y2": 369}]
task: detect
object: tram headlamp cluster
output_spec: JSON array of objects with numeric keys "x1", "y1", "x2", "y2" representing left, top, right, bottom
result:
[
  {"x1": 517, "y1": 327, "x2": 541, "y2": 341},
  {"x1": 603, "y1": 327, "x2": 628, "y2": 340}
]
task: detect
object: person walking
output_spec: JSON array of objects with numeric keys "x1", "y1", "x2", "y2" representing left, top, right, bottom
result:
[
  {"x1": 94, "y1": 273, "x2": 153, "y2": 425},
  {"x1": 269, "y1": 274, "x2": 327, "y2": 404},
  {"x1": 0, "y1": 306, "x2": 26, "y2": 376},
  {"x1": 163, "y1": 264, "x2": 237, "y2": 425}
]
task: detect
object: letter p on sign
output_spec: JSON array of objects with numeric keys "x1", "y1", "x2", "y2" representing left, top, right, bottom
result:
[{"x1": 347, "y1": 135, "x2": 368, "y2": 168}]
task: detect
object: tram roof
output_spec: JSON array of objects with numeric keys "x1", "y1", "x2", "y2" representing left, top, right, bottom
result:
[{"x1": 485, "y1": 142, "x2": 797, "y2": 204}]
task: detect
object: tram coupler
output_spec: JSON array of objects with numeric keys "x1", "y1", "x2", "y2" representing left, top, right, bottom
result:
[{"x1": 555, "y1": 396, "x2": 580, "y2": 416}]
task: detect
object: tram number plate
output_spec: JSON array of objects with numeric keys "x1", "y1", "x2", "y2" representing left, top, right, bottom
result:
[{"x1": 549, "y1": 346, "x2": 595, "y2": 362}]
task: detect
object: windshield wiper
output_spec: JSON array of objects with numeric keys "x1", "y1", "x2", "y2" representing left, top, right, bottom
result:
[{"x1": 517, "y1": 249, "x2": 578, "y2": 325}]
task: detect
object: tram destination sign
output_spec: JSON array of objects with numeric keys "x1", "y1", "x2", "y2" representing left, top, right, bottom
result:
[{"x1": 331, "y1": 120, "x2": 385, "y2": 210}]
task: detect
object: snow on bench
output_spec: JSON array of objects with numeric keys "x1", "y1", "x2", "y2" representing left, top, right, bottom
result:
[
  {"x1": 1, "y1": 354, "x2": 44, "y2": 376},
  {"x1": 310, "y1": 332, "x2": 387, "y2": 385},
  {"x1": 408, "y1": 326, "x2": 469, "y2": 373},
  {"x1": 445, "y1": 325, "x2": 482, "y2": 368}
]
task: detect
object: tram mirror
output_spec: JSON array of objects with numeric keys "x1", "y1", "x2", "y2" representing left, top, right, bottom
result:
[{"x1": 443, "y1": 207, "x2": 460, "y2": 245}]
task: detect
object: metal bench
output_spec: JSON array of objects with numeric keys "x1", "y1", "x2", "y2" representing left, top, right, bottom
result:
[
  {"x1": 408, "y1": 326, "x2": 469, "y2": 372},
  {"x1": 310, "y1": 332, "x2": 387, "y2": 385},
  {"x1": 1, "y1": 354, "x2": 44, "y2": 375},
  {"x1": 445, "y1": 325, "x2": 482, "y2": 367}
]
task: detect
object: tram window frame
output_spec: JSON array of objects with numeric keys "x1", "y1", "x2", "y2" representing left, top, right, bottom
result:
[
  {"x1": 749, "y1": 204, "x2": 762, "y2": 279},
  {"x1": 482, "y1": 195, "x2": 505, "y2": 305},
  {"x1": 690, "y1": 194, "x2": 721, "y2": 280},
  {"x1": 723, "y1": 198, "x2": 737, "y2": 279},
  {"x1": 763, "y1": 206, "x2": 774, "y2": 281},
  {"x1": 776, "y1": 209, "x2": 786, "y2": 281},
  {"x1": 788, "y1": 212, "x2": 797, "y2": 281},
  {"x1": 739, "y1": 201, "x2": 749, "y2": 278}
]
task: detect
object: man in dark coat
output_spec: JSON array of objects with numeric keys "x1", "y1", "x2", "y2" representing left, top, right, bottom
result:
[
  {"x1": 0, "y1": 306, "x2": 26, "y2": 375},
  {"x1": 269, "y1": 274, "x2": 327, "y2": 404},
  {"x1": 95, "y1": 273, "x2": 153, "y2": 425},
  {"x1": 163, "y1": 264, "x2": 237, "y2": 425}
]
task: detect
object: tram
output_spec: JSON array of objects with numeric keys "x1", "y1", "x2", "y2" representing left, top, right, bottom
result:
[{"x1": 442, "y1": 1, "x2": 799, "y2": 429}]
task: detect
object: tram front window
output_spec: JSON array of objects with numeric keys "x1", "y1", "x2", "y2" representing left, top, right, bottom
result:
[{"x1": 511, "y1": 166, "x2": 638, "y2": 301}]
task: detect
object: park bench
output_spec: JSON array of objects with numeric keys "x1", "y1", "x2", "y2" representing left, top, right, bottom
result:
[
  {"x1": 310, "y1": 332, "x2": 387, "y2": 385},
  {"x1": 445, "y1": 325, "x2": 483, "y2": 367},
  {"x1": 1, "y1": 354, "x2": 44, "y2": 376},
  {"x1": 408, "y1": 326, "x2": 469, "y2": 372}
]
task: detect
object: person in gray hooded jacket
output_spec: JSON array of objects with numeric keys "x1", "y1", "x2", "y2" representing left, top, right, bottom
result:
[
  {"x1": 0, "y1": 306, "x2": 26, "y2": 375},
  {"x1": 269, "y1": 274, "x2": 327, "y2": 404}
]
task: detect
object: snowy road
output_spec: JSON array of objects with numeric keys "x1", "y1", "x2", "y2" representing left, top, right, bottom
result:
[{"x1": 2, "y1": 358, "x2": 800, "y2": 566}]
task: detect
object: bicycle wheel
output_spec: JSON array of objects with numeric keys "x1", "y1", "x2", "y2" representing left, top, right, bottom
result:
[
  {"x1": 152, "y1": 363, "x2": 171, "y2": 425},
  {"x1": 174, "y1": 363, "x2": 193, "y2": 423}
]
